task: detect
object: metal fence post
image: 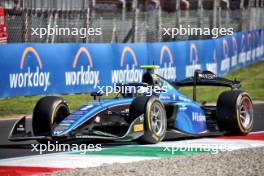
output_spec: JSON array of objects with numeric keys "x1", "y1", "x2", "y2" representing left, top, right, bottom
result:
[
  {"x1": 51, "y1": 10, "x2": 58, "y2": 43},
  {"x1": 24, "y1": 8, "x2": 29, "y2": 42},
  {"x1": 223, "y1": 0, "x2": 230, "y2": 30},
  {"x1": 92, "y1": 0, "x2": 96, "y2": 8},
  {"x1": 218, "y1": 4, "x2": 221, "y2": 28},
  {"x1": 151, "y1": 0, "x2": 160, "y2": 42},
  {"x1": 158, "y1": 1, "x2": 162, "y2": 42},
  {"x1": 256, "y1": 0, "x2": 260, "y2": 6},
  {"x1": 120, "y1": 0, "x2": 126, "y2": 42},
  {"x1": 212, "y1": 0, "x2": 220, "y2": 29},
  {"x1": 135, "y1": 8, "x2": 139, "y2": 42},
  {"x1": 111, "y1": 18, "x2": 117, "y2": 43},
  {"x1": 175, "y1": 0, "x2": 181, "y2": 28},
  {"x1": 239, "y1": 0, "x2": 244, "y2": 31},
  {"x1": 182, "y1": 0, "x2": 190, "y2": 18},
  {"x1": 132, "y1": 0, "x2": 138, "y2": 42},
  {"x1": 240, "y1": 0, "x2": 244, "y2": 9},
  {"x1": 46, "y1": 9, "x2": 51, "y2": 43},
  {"x1": 100, "y1": 17, "x2": 103, "y2": 43},
  {"x1": 120, "y1": 0, "x2": 126, "y2": 21},
  {"x1": 249, "y1": 1, "x2": 252, "y2": 30},
  {"x1": 86, "y1": 7, "x2": 90, "y2": 43},
  {"x1": 198, "y1": 0, "x2": 204, "y2": 39}
]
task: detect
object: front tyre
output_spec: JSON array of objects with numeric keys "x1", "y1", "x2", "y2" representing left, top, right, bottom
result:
[
  {"x1": 32, "y1": 96, "x2": 70, "y2": 143},
  {"x1": 130, "y1": 96, "x2": 167, "y2": 144},
  {"x1": 216, "y1": 91, "x2": 254, "y2": 135}
]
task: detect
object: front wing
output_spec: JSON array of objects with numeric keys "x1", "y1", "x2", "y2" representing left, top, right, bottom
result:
[{"x1": 8, "y1": 115, "x2": 145, "y2": 142}]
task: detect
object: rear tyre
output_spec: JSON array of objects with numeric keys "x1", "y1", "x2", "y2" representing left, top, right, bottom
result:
[
  {"x1": 130, "y1": 96, "x2": 167, "y2": 144},
  {"x1": 32, "y1": 96, "x2": 70, "y2": 143},
  {"x1": 216, "y1": 90, "x2": 253, "y2": 135}
]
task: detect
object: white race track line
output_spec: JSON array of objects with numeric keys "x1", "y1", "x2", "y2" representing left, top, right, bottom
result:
[
  {"x1": 0, "y1": 154, "x2": 156, "y2": 168},
  {"x1": 0, "y1": 132, "x2": 264, "y2": 168}
]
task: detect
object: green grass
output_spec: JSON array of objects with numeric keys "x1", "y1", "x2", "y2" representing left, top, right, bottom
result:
[
  {"x1": 0, "y1": 94, "x2": 93, "y2": 116},
  {"x1": 0, "y1": 61, "x2": 263, "y2": 117}
]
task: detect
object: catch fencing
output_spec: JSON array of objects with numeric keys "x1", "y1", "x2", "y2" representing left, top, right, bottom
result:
[{"x1": 1, "y1": 1, "x2": 264, "y2": 43}]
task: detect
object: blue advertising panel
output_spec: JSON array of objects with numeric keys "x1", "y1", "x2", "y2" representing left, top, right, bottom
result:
[
  {"x1": 110, "y1": 43, "x2": 149, "y2": 84},
  {"x1": 0, "y1": 29, "x2": 263, "y2": 97}
]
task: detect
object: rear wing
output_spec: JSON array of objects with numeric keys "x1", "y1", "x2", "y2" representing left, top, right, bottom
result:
[
  {"x1": 174, "y1": 70, "x2": 240, "y2": 89},
  {"x1": 173, "y1": 70, "x2": 241, "y2": 101}
]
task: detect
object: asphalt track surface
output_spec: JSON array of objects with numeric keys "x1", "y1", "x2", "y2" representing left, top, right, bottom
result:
[{"x1": 0, "y1": 103, "x2": 263, "y2": 160}]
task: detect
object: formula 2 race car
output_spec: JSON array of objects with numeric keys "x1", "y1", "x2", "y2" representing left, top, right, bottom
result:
[{"x1": 8, "y1": 66, "x2": 254, "y2": 144}]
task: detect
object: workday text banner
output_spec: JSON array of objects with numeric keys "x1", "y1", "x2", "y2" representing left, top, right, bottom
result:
[{"x1": 0, "y1": 29, "x2": 263, "y2": 97}]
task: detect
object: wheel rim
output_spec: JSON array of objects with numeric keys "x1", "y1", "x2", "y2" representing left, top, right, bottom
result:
[
  {"x1": 150, "y1": 102, "x2": 166, "y2": 137},
  {"x1": 239, "y1": 96, "x2": 253, "y2": 129}
]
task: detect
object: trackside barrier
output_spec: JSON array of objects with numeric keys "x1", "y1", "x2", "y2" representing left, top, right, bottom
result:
[{"x1": 0, "y1": 29, "x2": 263, "y2": 98}]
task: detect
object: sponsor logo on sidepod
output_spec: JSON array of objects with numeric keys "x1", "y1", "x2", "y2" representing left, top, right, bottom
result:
[
  {"x1": 154, "y1": 45, "x2": 176, "y2": 80},
  {"x1": 192, "y1": 112, "x2": 206, "y2": 122},
  {"x1": 112, "y1": 47, "x2": 143, "y2": 83},
  {"x1": 9, "y1": 47, "x2": 50, "y2": 91},
  {"x1": 65, "y1": 47, "x2": 99, "y2": 88}
]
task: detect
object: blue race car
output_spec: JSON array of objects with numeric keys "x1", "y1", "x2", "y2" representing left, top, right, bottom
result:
[{"x1": 9, "y1": 66, "x2": 254, "y2": 144}]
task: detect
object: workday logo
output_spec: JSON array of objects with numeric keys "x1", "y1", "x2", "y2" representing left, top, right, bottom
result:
[
  {"x1": 241, "y1": 34, "x2": 245, "y2": 52},
  {"x1": 154, "y1": 45, "x2": 176, "y2": 80},
  {"x1": 256, "y1": 31, "x2": 264, "y2": 58},
  {"x1": 65, "y1": 47, "x2": 100, "y2": 88},
  {"x1": 248, "y1": 33, "x2": 252, "y2": 50},
  {"x1": 185, "y1": 43, "x2": 201, "y2": 77},
  {"x1": 9, "y1": 47, "x2": 50, "y2": 91},
  {"x1": 232, "y1": 36, "x2": 238, "y2": 55},
  {"x1": 220, "y1": 38, "x2": 230, "y2": 73},
  {"x1": 189, "y1": 43, "x2": 199, "y2": 65},
  {"x1": 204, "y1": 48, "x2": 218, "y2": 75},
  {"x1": 251, "y1": 32, "x2": 257, "y2": 61},
  {"x1": 231, "y1": 36, "x2": 238, "y2": 67},
  {"x1": 239, "y1": 34, "x2": 247, "y2": 64},
  {"x1": 246, "y1": 33, "x2": 253, "y2": 61},
  {"x1": 259, "y1": 30, "x2": 264, "y2": 57},
  {"x1": 111, "y1": 47, "x2": 143, "y2": 83}
]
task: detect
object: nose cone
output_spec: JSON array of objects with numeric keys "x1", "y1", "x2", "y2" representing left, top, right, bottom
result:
[
  {"x1": 52, "y1": 98, "x2": 133, "y2": 137},
  {"x1": 52, "y1": 103, "x2": 102, "y2": 137}
]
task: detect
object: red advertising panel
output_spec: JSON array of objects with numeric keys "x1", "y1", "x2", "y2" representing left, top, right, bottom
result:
[{"x1": 0, "y1": 7, "x2": 7, "y2": 43}]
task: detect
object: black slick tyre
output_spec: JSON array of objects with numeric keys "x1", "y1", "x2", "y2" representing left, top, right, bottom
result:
[
  {"x1": 32, "y1": 96, "x2": 70, "y2": 143},
  {"x1": 216, "y1": 90, "x2": 253, "y2": 135}
]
